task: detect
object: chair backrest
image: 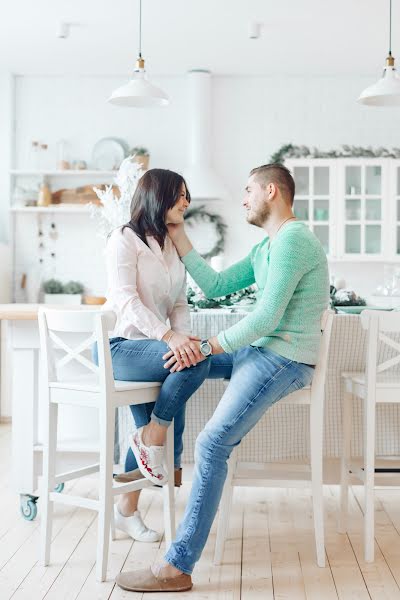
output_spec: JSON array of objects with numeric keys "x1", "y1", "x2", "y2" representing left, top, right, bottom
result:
[
  {"x1": 38, "y1": 308, "x2": 117, "y2": 391},
  {"x1": 309, "y1": 309, "x2": 335, "y2": 399},
  {"x1": 360, "y1": 310, "x2": 400, "y2": 389}
]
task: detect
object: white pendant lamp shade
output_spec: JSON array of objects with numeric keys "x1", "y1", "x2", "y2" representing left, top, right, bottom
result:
[
  {"x1": 108, "y1": 62, "x2": 169, "y2": 107},
  {"x1": 358, "y1": 56, "x2": 400, "y2": 106},
  {"x1": 108, "y1": 0, "x2": 169, "y2": 108},
  {"x1": 358, "y1": 0, "x2": 400, "y2": 106}
]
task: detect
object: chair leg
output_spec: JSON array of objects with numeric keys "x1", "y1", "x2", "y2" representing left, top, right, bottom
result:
[
  {"x1": 214, "y1": 448, "x2": 237, "y2": 566},
  {"x1": 110, "y1": 501, "x2": 116, "y2": 541},
  {"x1": 163, "y1": 422, "x2": 175, "y2": 549},
  {"x1": 96, "y1": 404, "x2": 115, "y2": 582},
  {"x1": 363, "y1": 390, "x2": 376, "y2": 563},
  {"x1": 40, "y1": 401, "x2": 58, "y2": 566},
  {"x1": 339, "y1": 389, "x2": 352, "y2": 534},
  {"x1": 310, "y1": 397, "x2": 325, "y2": 568}
]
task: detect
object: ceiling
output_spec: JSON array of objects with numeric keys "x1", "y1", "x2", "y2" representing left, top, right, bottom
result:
[{"x1": 0, "y1": 0, "x2": 396, "y2": 77}]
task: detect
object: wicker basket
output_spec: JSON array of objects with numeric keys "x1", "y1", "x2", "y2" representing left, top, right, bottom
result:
[{"x1": 83, "y1": 295, "x2": 107, "y2": 305}]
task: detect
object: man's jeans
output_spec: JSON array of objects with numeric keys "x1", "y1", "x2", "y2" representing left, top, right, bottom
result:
[
  {"x1": 103, "y1": 338, "x2": 210, "y2": 471},
  {"x1": 164, "y1": 345, "x2": 315, "y2": 574}
]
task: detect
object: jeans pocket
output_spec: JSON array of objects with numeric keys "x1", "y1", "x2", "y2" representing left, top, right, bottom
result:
[{"x1": 254, "y1": 346, "x2": 288, "y2": 370}]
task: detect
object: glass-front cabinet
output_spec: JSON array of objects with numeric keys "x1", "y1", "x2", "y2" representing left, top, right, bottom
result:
[
  {"x1": 339, "y1": 159, "x2": 387, "y2": 258},
  {"x1": 286, "y1": 158, "x2": 395, "y2": 261},
  {"x1": 285, "y1": 160, "x2": 335, "y2": 256}
]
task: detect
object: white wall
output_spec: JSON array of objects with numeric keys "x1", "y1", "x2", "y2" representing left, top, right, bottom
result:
[{"x1": 10, "y1": 74, "x2": 400, "y2": 300}]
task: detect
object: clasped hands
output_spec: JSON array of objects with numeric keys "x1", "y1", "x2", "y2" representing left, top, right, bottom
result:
[{"x1": 163, "y1": 331, "x2": 205, "y2": 373}]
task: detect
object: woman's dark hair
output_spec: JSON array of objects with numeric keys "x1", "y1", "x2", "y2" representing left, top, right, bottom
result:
[{"x1": 121, "y1": 168, "x2": 190, "y2": 248}]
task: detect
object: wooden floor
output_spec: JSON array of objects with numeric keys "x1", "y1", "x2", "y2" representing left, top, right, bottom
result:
[{"x1": 2, "y1": 423, "x2": 400, "y2": 600}]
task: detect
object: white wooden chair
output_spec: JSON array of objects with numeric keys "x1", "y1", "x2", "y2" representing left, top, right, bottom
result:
[
  {"x1": 339, "y1": 309, "x2": 400, "y2": 562},
  {"x1": 214, "y1": 309, "x2": 334, "y2": 568},
  {"x1": 38, "y1": 308, "x2": 175, "y2": 582}
]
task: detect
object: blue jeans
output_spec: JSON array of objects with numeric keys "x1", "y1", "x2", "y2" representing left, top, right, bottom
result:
[
  {"x1": 102, "y1": 337, "x2": 210, "y2": 471},
  {"x1": 164, "y1": 345, "x2": 315, "y2": 574}
]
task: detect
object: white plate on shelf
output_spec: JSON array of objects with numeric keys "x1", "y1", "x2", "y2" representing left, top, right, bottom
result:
[{"x1": 91, "y1": 137, "x2": 130, "y2": 170}]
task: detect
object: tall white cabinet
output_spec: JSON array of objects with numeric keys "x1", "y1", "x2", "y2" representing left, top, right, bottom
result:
[{"x1": 285, "y1": 158, "x2": 400, "y2": 261}]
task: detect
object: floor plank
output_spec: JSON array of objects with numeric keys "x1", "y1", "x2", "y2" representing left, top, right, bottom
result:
[
  {"x1": 3, "y1": 424, "x2": 400, "y2": 600},
  {"x1": 324, "y1": 487, "x2": 370, "y2": 600},
  {"x1": 241, "y1": 488, "x2": 274, "y2": 600},
  {"x1": 268, "y1": 488, "x2": 307, "y2": 600},
  {"x1": 289, "y1": 488, "x2": 338, "y2": 600}
]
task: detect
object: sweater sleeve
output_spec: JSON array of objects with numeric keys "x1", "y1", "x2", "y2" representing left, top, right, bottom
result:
[
  {"x1": 181, "y1": 248, "x2": 256, "y2": 298},
  {"x1": 106, "y1": 231, "x2": 170, "y2": 341},
  {"x1": 217, "y1": 230, "x2": 319, "y2": 353}
]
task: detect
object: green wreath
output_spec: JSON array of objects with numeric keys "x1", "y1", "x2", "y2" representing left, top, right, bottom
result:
[
  {"x1": 184, "y1": 205, "x2": 227, "y2": 259},
  {"x1": 270, "y1": 144, "x2": 400, "y2": 164}
]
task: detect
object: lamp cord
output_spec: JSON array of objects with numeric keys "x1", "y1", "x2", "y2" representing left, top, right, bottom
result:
[
  {"x1": 389, "y1": 0, "x2": 392, "y2": 56},
  {"x1": 139, "y1": 0, "x2": 142, "y2": 58}
]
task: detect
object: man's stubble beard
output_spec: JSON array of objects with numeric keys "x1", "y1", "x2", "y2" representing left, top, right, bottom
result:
[{"x1": 246, "y1": 203, "x2": 271, "y2": 228}]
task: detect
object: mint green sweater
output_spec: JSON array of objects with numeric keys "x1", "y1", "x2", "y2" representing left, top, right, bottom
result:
[{"x1": 182, "y1": 221, "x2": 330, "y2": 365}]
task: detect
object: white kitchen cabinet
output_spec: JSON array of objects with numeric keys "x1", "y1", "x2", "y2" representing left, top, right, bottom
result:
[
  {"x1": 285, "y1": 159, "x2": 336, "y2": 257},
  {"x1": 285, "y1": 158, "x2": 399, "y2": 261}
]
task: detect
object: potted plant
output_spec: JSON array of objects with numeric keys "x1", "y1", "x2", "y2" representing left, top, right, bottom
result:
[
  {"x1": 130, "y1": 146, "x2": 150, "y2": 171},
  {"x1": 43, "y1": 278, "x2": 84, "y2": 305}
]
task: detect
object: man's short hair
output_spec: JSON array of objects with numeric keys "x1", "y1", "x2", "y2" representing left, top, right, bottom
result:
[{"x1": 250, "y1": 163, "x2": 295, "y2": 206}]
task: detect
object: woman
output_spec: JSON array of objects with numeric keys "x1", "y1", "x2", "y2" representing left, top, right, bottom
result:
[{"x1": 99, "y1": 168, "x2": 210, "y2": 542}]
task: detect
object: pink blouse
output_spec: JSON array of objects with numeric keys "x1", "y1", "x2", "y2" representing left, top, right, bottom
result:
[{"x1": 104, "y1": 226, "x2": 191, "y2": 341}]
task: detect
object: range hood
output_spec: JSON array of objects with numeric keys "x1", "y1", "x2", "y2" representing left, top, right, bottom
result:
[{"x1": 184, "y1": 70, "x2": 227, "y2": 200}]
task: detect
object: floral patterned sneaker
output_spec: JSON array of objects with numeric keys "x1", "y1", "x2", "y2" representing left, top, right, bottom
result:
[{"x1": 131, "y1": 427, "x2": 168, "y2": 485}]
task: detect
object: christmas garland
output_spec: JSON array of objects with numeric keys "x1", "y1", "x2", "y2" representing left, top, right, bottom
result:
[
  {"x1": 184, "y1": 204, "x2": 227, "y2": 259},
  {"x1": 270, "y1": 144, "x2": 400, "y2": 164},
  {"x1": 187, "y1": 283, "x2": 257, "y2": 310}
]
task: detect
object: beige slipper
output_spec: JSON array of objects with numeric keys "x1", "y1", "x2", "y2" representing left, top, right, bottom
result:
[{"x1": 116, "y1": 567, "x2": 193, "y2": 592}]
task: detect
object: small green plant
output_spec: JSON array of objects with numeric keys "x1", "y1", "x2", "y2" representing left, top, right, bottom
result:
[
  {"x1": 63, "y1": 280, "x2": 84, "y2": 294},
  {"x1": 42, "y1": 279, "x2": 84, "y2": 294},
  {"x1": 130, "y1": 146, "x2": 149, "y2": 156},
  {"x1": 43, "y1": 279, "x2": 64, "y2": 294}
]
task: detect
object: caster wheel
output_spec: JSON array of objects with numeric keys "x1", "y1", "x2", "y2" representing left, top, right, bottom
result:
[
  {"x1": 54, "y1": 483, "x2": 65, "y2": 493},
  {"x1": 20, "y1": 496, "x2": 38, "y2": 521}
]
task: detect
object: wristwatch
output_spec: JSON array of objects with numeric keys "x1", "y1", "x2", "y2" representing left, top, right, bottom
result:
[{"x1": 199, "y1": 339, "x2": 213, "y2": 357}]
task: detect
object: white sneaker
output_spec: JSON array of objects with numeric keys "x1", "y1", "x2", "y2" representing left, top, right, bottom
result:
[
  {"x1": 131, "y1": 427, "x2": 168, "y2": 486},
  {"x1": 113, "y1": 504, "x2": 161, "y2": 542}
]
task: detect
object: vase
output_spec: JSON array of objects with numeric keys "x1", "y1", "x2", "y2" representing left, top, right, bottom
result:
[
  {"x1": 37, "y1": 181, "x2": 52, "y2": 207},
  {"x1": 44, "y1": 293, "x2": 82, "y2": 305}
]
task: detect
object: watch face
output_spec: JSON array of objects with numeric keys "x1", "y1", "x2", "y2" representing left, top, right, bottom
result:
[{"x1": 201, "y1": 341, "x2": 212, "y2": 356}]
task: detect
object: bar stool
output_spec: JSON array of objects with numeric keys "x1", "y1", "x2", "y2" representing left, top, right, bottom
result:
[
  {"x1": 339, "y1": 309, "x2": 400, "y2": 562},
  {"x1": 38, "y1": 308, "x2": 175, "y2": 581},
  {"x1": 214, "y1": 310, "x2": 334, "y2": 568}
]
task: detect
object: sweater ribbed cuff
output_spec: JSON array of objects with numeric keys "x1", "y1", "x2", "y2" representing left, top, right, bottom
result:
[{"x1": 217, "y1": 331, "x2": 233, "y2": 354}]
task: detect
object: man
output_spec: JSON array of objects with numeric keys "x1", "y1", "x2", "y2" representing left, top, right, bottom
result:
[{"x1": 116, "y1": 163, "x2": 330, "y2": 593}]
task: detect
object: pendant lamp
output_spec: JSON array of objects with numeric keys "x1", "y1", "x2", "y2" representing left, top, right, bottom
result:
[
  {"x1": 108, "y1": 0, "x2": 169, "y2": 107},
  {"x1": 358, "y1": 0, "x2": 400, "y2": 106}
]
